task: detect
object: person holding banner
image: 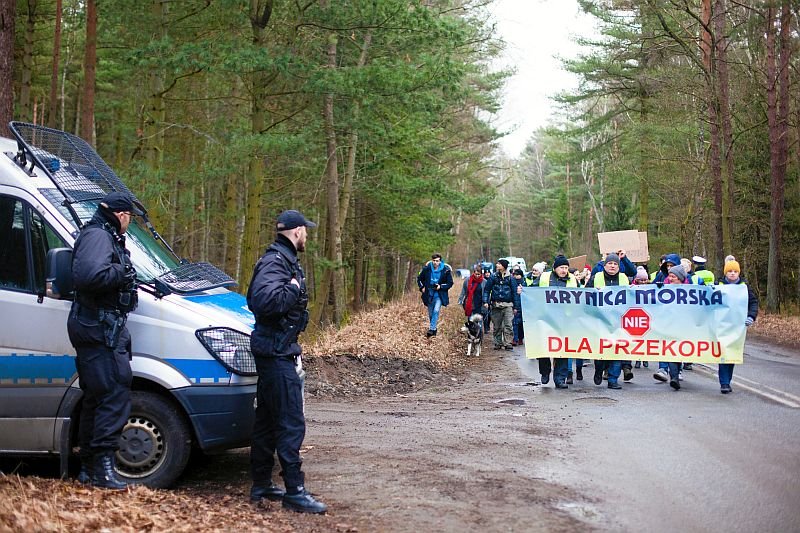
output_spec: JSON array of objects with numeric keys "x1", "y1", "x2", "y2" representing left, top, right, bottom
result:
[
  {"x1": 586, "y1": 253, "x2": 629, "y2": 389},
  {"x1": 661, "y1": 264, "x2": 690, "y2": 390},
  {"x1": 717, "y1": 260, "x2": 758, "y2": 394},
  {"x1": 536, "y1": 255, "x2": 578, "y2": 388}
]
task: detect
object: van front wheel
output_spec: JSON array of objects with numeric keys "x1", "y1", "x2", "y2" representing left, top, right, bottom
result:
[{"x1": 115, "y1": 391, "x2": 192, "y2": 488}]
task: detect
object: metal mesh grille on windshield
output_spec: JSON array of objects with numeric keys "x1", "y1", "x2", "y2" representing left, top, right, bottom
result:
[
  {"x1": 156, "y1": 262, "x2": 236, "y2": 294},
  {"x1": 10, "y1": 122, "x2": 139, "y2": 204}
]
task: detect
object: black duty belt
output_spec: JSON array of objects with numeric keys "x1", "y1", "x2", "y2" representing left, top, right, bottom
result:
[{"x1": 74, "y1": 302, "x2": 121, "y2": 321}]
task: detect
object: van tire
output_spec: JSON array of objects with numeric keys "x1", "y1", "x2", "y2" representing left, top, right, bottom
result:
[{"x1": 115, "y1": 391, "x2": 192, "y2": 488}]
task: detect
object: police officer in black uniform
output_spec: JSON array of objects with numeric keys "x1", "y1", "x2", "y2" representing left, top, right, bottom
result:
[
  {"x1": 247, "y1": 210, "x2": 327, "y2": 514},
  {"x1": 67, "y1": 192, "x2": 140, "y2": 490}
]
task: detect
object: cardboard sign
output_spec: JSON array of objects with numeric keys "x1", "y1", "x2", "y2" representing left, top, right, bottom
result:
[
  {"x1": 631, "y1": 232, "x2": 650, "y2": 263},
  {"x1": 568, "y1": 255, "x2": 588, "y2": 270},
  {"x1": 597, "y1": 230, "x2": 650, "y2": 263}
]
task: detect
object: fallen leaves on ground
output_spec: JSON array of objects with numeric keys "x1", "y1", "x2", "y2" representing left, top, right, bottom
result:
[
  {"x1": 749, "y1": 313, "x2": 800, "y2": 348},
  {"x1": 0, "y1": 474, "x2": 301, "y2": 533},
  {"x1": 305, "y1": 293, "x2": 466, "y2": 368}
]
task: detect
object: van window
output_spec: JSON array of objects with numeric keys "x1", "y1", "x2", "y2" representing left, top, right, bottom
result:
[
  {"x1": 0, "y1": 195, "x2": 66, "y2": 293},
  {"x1": 40, "y1": 189, "x2": 180, "y2": 281}
]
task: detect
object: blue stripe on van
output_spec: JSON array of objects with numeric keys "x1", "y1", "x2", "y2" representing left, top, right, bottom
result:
[
  {"x1": 0, "y1": 354, "x2": 229, "y2": 385},
  {"x1": 164, "y1": 358, "x2": 231, "y2": 384},
  {"x1": 183, "y1": 292, "x2": 255, "y2": 327},
  {"x1": 0, "y1": 354, "x2": 76, "y2": 384}
]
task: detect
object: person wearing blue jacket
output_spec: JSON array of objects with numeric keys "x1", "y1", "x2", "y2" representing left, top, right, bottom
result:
[
  {"x1": 483, "y1": 259, "x2": 520, "y2": 351},
  {"x1": 417, "y1": 253, "x2": 454, "y2": 337},
  {"x1": 717, "y1": 260, "x2": 758, "y2": 394},
  {"x1": 652, "y1": 253, "x2": 681, "y2": 284}
]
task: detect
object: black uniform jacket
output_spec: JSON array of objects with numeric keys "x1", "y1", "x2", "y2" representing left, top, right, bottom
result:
[
  {"x1": 247, "y1": 234, "x2": 307, "y2": 358},
  {"x1": 72, "y1": 210, "x2": 129, "y2": 310}
]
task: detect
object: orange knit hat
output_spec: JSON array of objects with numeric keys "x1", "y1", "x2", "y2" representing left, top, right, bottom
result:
[{"x1": 724, "y1": 260, "x2": 740, "y2": 274}]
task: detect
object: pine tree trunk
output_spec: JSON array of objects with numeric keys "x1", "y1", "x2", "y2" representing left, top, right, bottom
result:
[
  {"x1": 47, "y1": 0, "x2": 62, "y2": 128},
  {"x1": 766, "y1": 3, "x2": 792, "y2": 311},
  {"x1": 80, "y1": 0, "x2": 96, "y2": 144},
  {"x1": 20, "y1": 0, "x2": 37, "y2": 122},
  {"x1": 144, "y1": 0, "x2": 167, "y2": 231},
  {"x1": 239, "y1": 0, "x2": 274, "y2": 295},
  {"x1": 701, "y1": 0, "x2": 724, "y2": 268},
  {"x1": 321, "y1": 33, "x2": 345, "y2": 325},
  {"x1": 0, "y1": 0, "x2": 14, "y2": 137},
  {"x1": 714, "y1": 0, "x2": 734, "y2": 256}
]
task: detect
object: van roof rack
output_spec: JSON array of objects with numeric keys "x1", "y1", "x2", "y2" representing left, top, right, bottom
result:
[
  {"x1": 9, "y1": 122, "x2": 236, "y2": 296},
  {"x1": 9, "y1": 122, "x2": 144, "y2": 223}
]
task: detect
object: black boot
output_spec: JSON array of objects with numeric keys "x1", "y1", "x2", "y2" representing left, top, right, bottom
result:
[
  {"x1": 283, "y1": 486, "x2": 328, "y2": 514},
  {"x1": 77, "y1": 458, "x2": 93, "y2": 484},
  {"x1": 250, "y1": 480, "x2": 285, "y2": 502},
  {"x1": 92, "y1": 452, "x2": 128, "y2": 490}
]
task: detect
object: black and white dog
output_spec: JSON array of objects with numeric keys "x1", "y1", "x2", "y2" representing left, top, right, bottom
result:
[{"x1": 460, "y1": 313, "x2": 484, "y2": 357}]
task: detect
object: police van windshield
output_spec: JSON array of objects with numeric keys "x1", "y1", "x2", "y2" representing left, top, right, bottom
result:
[{"x1": 41, "y1": 190, "x2": 180, "y2": 281}]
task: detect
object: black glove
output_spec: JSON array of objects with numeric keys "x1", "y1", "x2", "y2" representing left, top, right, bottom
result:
[{"x1": 122, "y1": 265, "x2": 138, "y2": 291}]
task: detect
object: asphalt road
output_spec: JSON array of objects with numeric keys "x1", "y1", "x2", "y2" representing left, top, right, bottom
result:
[{"x1": 515, "y1": 337, "x2": 800, "y2": 532}]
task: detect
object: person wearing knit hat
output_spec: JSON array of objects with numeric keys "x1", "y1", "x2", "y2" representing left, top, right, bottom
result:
[
  {"x1": 535, "y1": 255, "x2": 579, "y2": 388},
  {"x1": 724, "y1": 260, "x2": 740, "y2": 275},
  {"x1": 587, "y1": 254, "x2": 630, "y2": 390},
  {"x1": 553, "y1": 255, "x2": 569, "y2": 270},
  {"x1": 589, "y1": 250, "x2": 637, "y2": 281},
  {"x1": 717, "y1": 258, "x2": 758, "y2": 393},
  {"x1": 633, "y1": 265, "x2": 649, "y2": 284},
  {"x1": 525, "y1": 261, "x2": 546, "y2": 287},
  {"x1": 482, "y1": 259, "x2": 519, "y2": 351},
  {"x1": 667, "y1": 264, "x2": 687, "y2": 284}
]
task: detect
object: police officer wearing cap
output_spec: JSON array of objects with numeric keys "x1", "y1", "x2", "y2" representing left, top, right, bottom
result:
[
  {"x1": 67, "y1": 191, "x2": 141, "y2": 490},
  {"x1": 247, "y1": 209, "x2": 327, "y2": 514}
]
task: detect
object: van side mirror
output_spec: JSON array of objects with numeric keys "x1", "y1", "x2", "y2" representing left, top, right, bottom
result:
[{"x1": 45, "y1": 248, "x2": 74, "y2": 300}]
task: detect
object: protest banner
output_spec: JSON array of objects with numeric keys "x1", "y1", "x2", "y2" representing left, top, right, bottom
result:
[
  {"x1": 568, "y1": 255, "x2": 588, "y2": 270},
  {"x1": 597, "y1": 230, "x2": 650, "y2": 263},
  {"x1": 520, "y1": 284, "x2": 748, "y2": 364}
]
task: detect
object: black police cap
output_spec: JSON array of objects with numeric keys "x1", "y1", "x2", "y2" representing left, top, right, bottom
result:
[
  {"x1": 100, "y1": 192, "x2": 143, "y2": 216},
  {"x1": 276, "y1": 210, "x2": 317, "y2": 231}
]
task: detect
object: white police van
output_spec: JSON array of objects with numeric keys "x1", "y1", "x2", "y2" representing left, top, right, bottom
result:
[{"x1": 0, "y1": 122, "x2": 257, "y2": 487}]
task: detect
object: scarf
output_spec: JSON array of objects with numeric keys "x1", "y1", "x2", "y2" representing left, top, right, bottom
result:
[{"x1": 465, "y1": 274, "x2": 482, "y2": 316}]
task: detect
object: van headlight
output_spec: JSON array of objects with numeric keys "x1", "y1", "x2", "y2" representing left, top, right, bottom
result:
[{"x1": 195, "y1": 327, "x2": 257, "y2": 376}]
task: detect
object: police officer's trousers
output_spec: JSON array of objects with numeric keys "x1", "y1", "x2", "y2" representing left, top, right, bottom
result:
[
  {"x1": 75, "y1": 334, "x2": 132, "y2": 453},
  {"x1": 69, "y1": 306, "x2": 132, "y2": 454},
  {"x1": 251, "y1": 356, "x2": 306, "y2": 490}
]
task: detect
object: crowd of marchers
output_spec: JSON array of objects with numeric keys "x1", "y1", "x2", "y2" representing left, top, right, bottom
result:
[{"x1": 417, "y1": 250, "x2": 759, "y2": 396}]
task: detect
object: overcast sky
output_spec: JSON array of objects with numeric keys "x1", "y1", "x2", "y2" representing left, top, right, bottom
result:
[{"x1": 487, "y1": 0, "x2": 599, "y2": 157}]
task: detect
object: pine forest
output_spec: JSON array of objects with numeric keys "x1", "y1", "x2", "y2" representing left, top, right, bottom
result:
[{"x1": 2, "y1": 0, "x2": 798, "y2": 324}]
